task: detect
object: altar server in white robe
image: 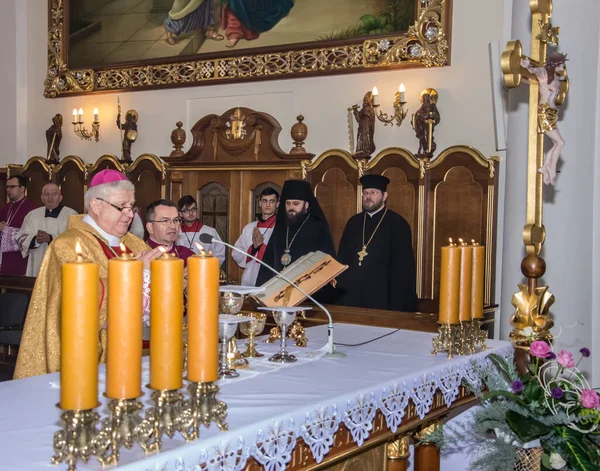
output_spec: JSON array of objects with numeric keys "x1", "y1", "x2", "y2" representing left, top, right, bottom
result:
[
  {"x1": 233, "y1": 187, "x2": 279, "y2": 286},
  {"x1": 16, "y1": 183, "x2": 77, "y2": 276},
  {"x1": 176, "y1": 194, "x2": 226, "y2": 266}
]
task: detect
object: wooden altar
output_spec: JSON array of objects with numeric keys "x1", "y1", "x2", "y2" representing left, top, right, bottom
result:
[{"x1": 1, "y1": 106, "x2": 499, "y2": 315}]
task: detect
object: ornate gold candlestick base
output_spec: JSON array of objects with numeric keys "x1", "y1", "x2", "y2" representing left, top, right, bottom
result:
[
  {"x1": 431, "y1": 323, "x2": 460, "y2": 359},
  {"x1": 95, "y1": 396, "x2": 144, "y2": 466},
  {"x1": 135, "y1": 387, "x2": 183, "y2": 453},
  {"x1": 458, "y1": 321, "x2": 476, "y2": 355},
  {"x1": 51, "y1": 406, "x2": 100, "y2": 471},
  {"x1": 473, "y1": 318, "x2": 489, "y2": 351},
  {"x1": 179, "y1": 381, "x2": 228, "y2": 441}
]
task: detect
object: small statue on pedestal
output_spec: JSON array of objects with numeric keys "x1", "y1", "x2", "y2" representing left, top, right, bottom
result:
[
  {"x1": 45, "y1": 113, "x2": 63, "y2": 163},
  {"x1": 352, "y1": 91, "x2": 376, "y2": 159},
  {"x1": 521, "y1": 52, "x2": 568, "y2": 186},
  {"x1": 116, "y1": 109, "x2": 138, "y2": 163},
  {"x1": 412, "y1": 90, "x2": 440, "y2": 157}
]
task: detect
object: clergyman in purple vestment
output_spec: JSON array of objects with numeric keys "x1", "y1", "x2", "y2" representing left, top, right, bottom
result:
[{"x1": 0, "y1": 175, "x2": 37, "y2": 275}]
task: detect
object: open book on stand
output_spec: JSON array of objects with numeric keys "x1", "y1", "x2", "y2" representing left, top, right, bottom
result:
[{"x1": 252, "y1": 251, "x2": 347, "y2": 307}]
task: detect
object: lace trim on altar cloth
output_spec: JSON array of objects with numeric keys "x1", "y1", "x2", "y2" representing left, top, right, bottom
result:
[{"x1": 141, "y1": 345, "x2": 514, "y2": 471}]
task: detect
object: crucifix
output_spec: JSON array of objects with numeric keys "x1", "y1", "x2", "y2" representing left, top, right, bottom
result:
[{"x1": 500, "y1": 0, "x2": 569, "y2": 350}]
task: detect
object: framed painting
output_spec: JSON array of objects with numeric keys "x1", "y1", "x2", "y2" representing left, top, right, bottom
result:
[{"x1": 45, "y1": 0, "x2": 452, "y2": 97}]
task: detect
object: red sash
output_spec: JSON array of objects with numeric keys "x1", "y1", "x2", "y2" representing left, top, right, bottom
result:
[{"x1": 247, "y1": 215, "x2": 275, "y2": 263}]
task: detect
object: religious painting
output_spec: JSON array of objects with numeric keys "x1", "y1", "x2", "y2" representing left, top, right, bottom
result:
[{"x1": 45, "y1": 0, "x2": 452, "y2": 96}]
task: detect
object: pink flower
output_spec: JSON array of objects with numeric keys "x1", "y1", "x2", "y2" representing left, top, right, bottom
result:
[
  {"x1": 530, "y1": 341, "x2": 552, "y2": 358},
  {"x1": 556, "y1": 350, "x2": 575, "y2": 368},
  {"x1": 580, "y1": 390, "x2": 600, "y2": 409}
]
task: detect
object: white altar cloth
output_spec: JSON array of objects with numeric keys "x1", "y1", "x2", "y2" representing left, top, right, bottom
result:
[{"x1": 0, "y1": 324, "x2": 512, "y2": 471}]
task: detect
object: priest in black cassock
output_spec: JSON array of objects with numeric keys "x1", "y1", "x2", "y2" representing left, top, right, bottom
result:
[
  {"x1": 256, "y1": 180, "x2": 336, "y2": 288},
  {"x1": 335, "y1": 174, "x2": 418, "y2": 312}
]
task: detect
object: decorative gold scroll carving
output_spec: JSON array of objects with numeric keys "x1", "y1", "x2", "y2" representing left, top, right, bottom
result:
[{"x1": 45, "y1": 0, "x2": 451, "y2": 97}]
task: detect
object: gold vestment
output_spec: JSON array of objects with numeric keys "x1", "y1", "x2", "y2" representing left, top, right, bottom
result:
[{"x1": 14, "y1": 215, "x2": 148, "y2": 379}]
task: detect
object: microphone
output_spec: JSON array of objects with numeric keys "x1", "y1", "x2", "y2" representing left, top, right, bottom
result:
[{"x1": 198, "y1": 233, "x2": 345, "y2": 358}]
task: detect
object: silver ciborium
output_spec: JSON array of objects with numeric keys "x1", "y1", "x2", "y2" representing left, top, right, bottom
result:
[
  {"x1": 218, "y1": 314, "x2": 251, "y2": 379},
  {"x1": 239, "y1": 311, "x2": 267, "y2": 358},
  {"x1": 219, "y1": 286, "x2": 265, "y2": 370},
  {"x1": 259, "y1": 307, "x2": 312, "y2": 363}
]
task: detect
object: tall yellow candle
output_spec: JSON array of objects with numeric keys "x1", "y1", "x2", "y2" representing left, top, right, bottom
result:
[
  {"x1": 458, "y1": 238, "x2": 473, "y2": 322},
  {"x1": 471, "y1": 240, "x2": 485, "y2": 319},
  {"x1": 61, "y1": 242, "x2": 99, "y2": 410},
  {"x1": 187, "y1": 249, "x2": 220, "y2": 383},
  {"x1": 438, "y1": 239, "x2": 460, "y2": 324},
  {"x1": 106, "y1": 247, "x2": 143, "y2": 399},
  {"x1": 150, "y1": 253, "x2": 184, "y2": 390}
]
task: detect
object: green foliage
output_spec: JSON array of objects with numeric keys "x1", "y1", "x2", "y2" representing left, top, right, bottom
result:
[
  {"x1": 505, "y1": 410, "x2": 551, "y2": 443},
  {"x1": 436, "y1": 343, "x2": 600, "y2": 470},
  {"x1": 318, "y1": 0, "x2": 415, "y2": 41}
]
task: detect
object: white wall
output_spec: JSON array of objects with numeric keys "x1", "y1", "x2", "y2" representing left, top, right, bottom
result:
[
  {"x1": 11, "y1": 0, "x2": 505, "y2": 164},
  {"x1": 0, "y1": 0, "x2": 17, "y2": 163},
  {"x1": 501, "y1": 0, "x2": 600, "y2": 380}
]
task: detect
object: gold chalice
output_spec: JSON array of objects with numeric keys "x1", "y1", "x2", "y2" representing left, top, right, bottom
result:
[
  {"x1": 219, "y1": 291, "x2": 244, "y2": 315},
  {"x1": 239, "y1": 311, "x2": 267, "y2": 358}
]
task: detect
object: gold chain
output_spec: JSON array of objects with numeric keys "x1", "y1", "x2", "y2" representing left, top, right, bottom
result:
[{"x1": 362, "y1": 208, "x2": 388, "y2": 249}]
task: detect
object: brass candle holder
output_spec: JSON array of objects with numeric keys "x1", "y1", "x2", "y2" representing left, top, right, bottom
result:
[
  {"x1": 431, "y1": 323, "x2": 460, "y2": 359},
  {"x1": 179, "y1": 381, "x2": 229, "y2": 441},
  {"x1": 135, "y1": 387, "x2": 184, "y2": 453},
  {"x1": 458, "y1": 320, "x2": 476, "y2": 355},
  {"x1": 95, "y1": 396, "x2": 144, "y2": 466},
  {"x1": 51, "y1": 405, "x2": 101, "y2": 471}
]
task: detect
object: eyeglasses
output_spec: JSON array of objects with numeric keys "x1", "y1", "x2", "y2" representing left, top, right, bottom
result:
[
  {"x1": 96, "y1": 198, "x2": 138, "y2": 215},
  {"x1": 5, "y1": 185, "x2": 22, "y2": 189},
  {"x1": 148, "y1": 218, "x2": 182, "y2": 226},
  {"x1": 180, "y1": 207, "x2": 198, "y2": 214}
]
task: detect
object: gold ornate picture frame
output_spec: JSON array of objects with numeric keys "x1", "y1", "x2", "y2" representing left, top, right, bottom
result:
[{"x1": 45, "y1": 0, "x2": 452, "y2": 98}]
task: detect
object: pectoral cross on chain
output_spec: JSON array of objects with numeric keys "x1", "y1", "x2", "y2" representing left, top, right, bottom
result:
[{"x1": 357, "y1": 245, "x2": 368, "y2": 266}]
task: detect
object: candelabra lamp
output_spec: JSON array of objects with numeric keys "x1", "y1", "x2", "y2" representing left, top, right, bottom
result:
[
  {"x1": 72, "y1": 108, "x2": 100, "y2": 142},
  {"x1": 372, "y1": 85, "x2": 409, "y2": 127},
  {"x1": 51, "y1": 405, "x2": 101, "y2": 471}
]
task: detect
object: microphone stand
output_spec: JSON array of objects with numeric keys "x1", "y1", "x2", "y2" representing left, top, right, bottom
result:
[{"x1": 200, "y1": 235, "x2": 345, "y2": 358}]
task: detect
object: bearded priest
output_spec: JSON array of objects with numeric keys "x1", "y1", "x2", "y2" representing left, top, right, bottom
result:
[
  {"x1": 335, "y1": 174, "x2": 417, "y2": 312},
  {"x1": 14, "y1": 170, "x2": 163, "y2": 379}
]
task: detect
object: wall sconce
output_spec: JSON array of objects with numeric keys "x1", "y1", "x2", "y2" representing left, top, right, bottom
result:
[
  {"x1": 72, "y1": 108, "x2": 100, "y2": 142},
  {"x1": 372, "y1": 84, "x2": 408, "y2": 127}
]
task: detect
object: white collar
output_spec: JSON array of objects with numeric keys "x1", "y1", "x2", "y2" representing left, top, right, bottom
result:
[
  {"x1": 82, "y1": 214, "x2": 121, "y2": 246},
  {"x1": 367, "y1": 205, "x2": 385, "y2": 217}
]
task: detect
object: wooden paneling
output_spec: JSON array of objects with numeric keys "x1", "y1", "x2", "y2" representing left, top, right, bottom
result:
[
  {"x1": 304, "y1": 151, "x2": 359, "y2": 251},
  {"x1": 0, "y1": 169, "x2": 7, "y2": 208},
  {"x1": 54, "y1": 157, "x2": 86, "y2": 214},
  {"x1": 8, "y1": 158, "x2": 51, "y2": 207},
  {"x1": 305, "y1": 145, "x2": 499, "y2": 307}
]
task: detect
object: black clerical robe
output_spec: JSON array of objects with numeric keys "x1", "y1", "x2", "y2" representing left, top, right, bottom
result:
[
  {"x1": 336, "y1": 208, "x2": 417, "y2": 312},
  {"x1": 256, "y1": 213, "x2": 336, "y2": 286}
]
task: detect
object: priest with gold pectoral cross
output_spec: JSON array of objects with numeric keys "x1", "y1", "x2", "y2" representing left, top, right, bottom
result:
[
  {"x1": 256, "y1": 180, "x2": 336, "y2": 300},
  {"x1": 335, "y1": 175, "x2": 417, "y2": 312}
]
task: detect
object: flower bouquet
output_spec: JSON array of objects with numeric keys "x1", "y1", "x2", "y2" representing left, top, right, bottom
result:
[{"x1": 430, "y1": 341, "x2": 600, "y2": 470}]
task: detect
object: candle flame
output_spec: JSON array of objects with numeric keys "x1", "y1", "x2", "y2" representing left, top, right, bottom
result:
[
  {"x1": 75, "y1": 241, "x2": 82, "y2": 255},
  {"x1": 458, "y1": 237, "x2": 464, "y2": 244},
  {"x1": 448, "y1": 237, "x2": 453, "y2": 244},
  {"x1": 399, "y1": 83, "x2": 406, "y2": 93},
  {"x1": 195, "y1": 242, "x2": 204, "y2": 252},
  {"x1": 158, "y1": 246, "x2": 167, "y2": 253},
  {"x1": 120, "y1": 242, "x2": 126, "y2": 252}
]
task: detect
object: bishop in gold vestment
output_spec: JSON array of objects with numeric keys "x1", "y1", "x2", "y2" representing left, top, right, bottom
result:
[{"x1": 14, "y1": 170, "x2": 162, "y2": 379}]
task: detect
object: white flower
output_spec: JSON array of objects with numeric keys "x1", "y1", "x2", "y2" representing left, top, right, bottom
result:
[
  {"x1": 520, "y1": 326, "x2": 535, "y2": 338},
  {"x1": 549, "y1": 452, "x2": 566, "y2": 469}
]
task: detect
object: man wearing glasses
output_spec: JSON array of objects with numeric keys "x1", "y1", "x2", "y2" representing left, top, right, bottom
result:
[
  {"x1": 145, "y1": 199, "x2": 194, "y2": 266},
  {"x1": 176, "y1": 195, "x2": 225, "y2": 266},
  {"x1": 15, "y1": 170, "x2": 163, "y2": 379},
  {"x1": 0, "y1": 175, "x2": 37, "y2": 275}
]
